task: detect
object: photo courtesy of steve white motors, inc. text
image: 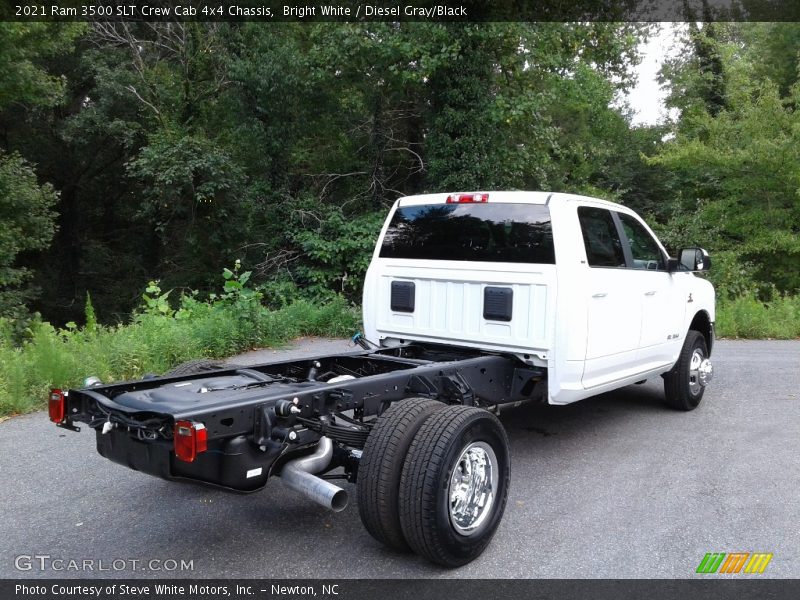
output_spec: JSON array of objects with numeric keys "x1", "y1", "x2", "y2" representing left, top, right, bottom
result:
[{"x1": 14, "y1": 583, "x2": 340, "y2": 597}]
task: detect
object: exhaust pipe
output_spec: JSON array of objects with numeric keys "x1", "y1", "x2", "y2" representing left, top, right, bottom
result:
[{"x1": 279, "y1": 437, "x2": 348, "y2": 512}]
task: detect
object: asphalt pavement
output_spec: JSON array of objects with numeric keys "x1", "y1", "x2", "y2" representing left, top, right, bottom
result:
[{"x1": 1, "y1": 339, "x2": 798, "y2": 579}]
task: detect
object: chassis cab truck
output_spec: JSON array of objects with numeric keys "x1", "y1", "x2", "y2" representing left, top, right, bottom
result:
[{"x1": 50, "y1": 191, "x2": 714, "y2": 567}]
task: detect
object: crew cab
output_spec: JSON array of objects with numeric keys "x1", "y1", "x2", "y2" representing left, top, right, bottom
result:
[
  {"x1": 364, "y1": 191, "x2": 714, "y2": 407},
  {"x1": 50, "y1": 191, "x2": 714, "y2": 567}
]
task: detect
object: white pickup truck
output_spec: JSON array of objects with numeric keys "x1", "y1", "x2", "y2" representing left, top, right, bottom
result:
[
  {"x1": 364, "y1": 191, "x2": 715, "y2": 409},
  {"x1": 51, "y1": 191, "x2": 714, "y2": 568}
]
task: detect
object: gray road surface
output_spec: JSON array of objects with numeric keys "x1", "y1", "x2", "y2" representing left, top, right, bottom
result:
[{"x1": 1, "y1": 339, "x2": 797, "y2": 579}]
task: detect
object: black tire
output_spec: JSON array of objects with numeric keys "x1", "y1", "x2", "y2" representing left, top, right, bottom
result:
[
  {"x1": 357, "y1": 397, "x2": 446, "y2": 552},
  {"x1": 399, "y1": 405, "x2": 510, "y2": 567},
  {"x1": 663, "y1": 330, "x2": 708, "y2": 411},
  {"x1": 164, "y1": 359, "x2": 236, "y2": 377}
]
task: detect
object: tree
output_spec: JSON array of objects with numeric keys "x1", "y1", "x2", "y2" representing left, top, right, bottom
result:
[
  {"x1": 0, "y1": 23, "x2": 83, "y2": 321},
  {"x1": 0, "y1": 21, "x2": 654, "y2": 323},
  {"x1": 654, "y1": 23, "x2": 800, "y2": 298},
  {"x1": 0, "y1": 152, "x2": 58, "y2": 319},
  {"x1": 0, "y1": 23, "x2": 84, "y2": 109}
]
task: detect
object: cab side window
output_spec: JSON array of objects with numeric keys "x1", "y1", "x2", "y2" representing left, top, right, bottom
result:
[
  {"x1": 577, "y1": 207, "x2": 626, "y2": 268},
  {"x1": 617, "y1": 213, "x2": 665, "y2": 271}
]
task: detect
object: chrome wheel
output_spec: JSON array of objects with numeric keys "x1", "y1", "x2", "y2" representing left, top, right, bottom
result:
[
  {"x1": 688, "y1": 348, "x2": 707, "y2": 396},
  {"x1": 399, "y1": 406, "x2": 510, "y2": 566},
  {"x1": 448, "y1": 441, "x2": 498, "y2": 536},
  {"x1": 664, "y1": 330, "x2": 709, "y2": 411}
]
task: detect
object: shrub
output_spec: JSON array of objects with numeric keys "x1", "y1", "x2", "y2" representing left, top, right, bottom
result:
[
  {"x1": 716, "y1": 294, "x2": 800, "y2": 339},
  {"x1": 0, "y1": 272, "x2": 359, "y2": 417}
]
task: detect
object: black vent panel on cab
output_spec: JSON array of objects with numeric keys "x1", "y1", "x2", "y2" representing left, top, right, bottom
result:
[
  {"x1": 391, "y1": 281, "x2": 415, "y2": 313},
  {"x1": 483, "y1": 287, "x2": 513, "y2": 321}
]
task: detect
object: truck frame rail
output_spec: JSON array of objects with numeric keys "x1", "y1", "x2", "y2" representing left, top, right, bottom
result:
[{"x1": 54, "y1": 343, "x2": 542, "y2": 493}]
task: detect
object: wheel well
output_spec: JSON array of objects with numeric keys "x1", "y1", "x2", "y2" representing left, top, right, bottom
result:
[{"x1": 689, "y1": 311, "x2": 713, "y2": 355}]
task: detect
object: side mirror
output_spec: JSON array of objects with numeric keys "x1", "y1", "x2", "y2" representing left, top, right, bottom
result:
[{"x1": 676, "y1": 247, "x2": 711, "y2": 272}]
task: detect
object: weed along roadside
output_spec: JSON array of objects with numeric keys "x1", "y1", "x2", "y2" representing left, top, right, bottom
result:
[
  {"x1": 715, "y1": 295, "x2": 800, "y2": 339},
  {"x1": 0, "y1": 267, "x2": 359, "y2": 417}
]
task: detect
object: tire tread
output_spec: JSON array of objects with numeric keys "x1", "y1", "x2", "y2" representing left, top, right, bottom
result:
[
  {"x1": 399, "y1": 405, "x2": 509, "y2": 566},
  {"x1": 357, "y1": 397, "x2": 444, "y2": 551}
]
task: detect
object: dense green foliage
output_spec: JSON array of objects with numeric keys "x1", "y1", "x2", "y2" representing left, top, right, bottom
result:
[
  {"x1": 0, "y1": 21, "x2": 647, "y2": 324},
  {"x1": 653, "y1": 23, "x2": 800, "y2": 301},
  {"x1": 0, "y1": 22, "x2": 86, "y2": 108},
  {"x1": 0, "y1": 23, "x2": 84, "y2": 323},
  {"x1": 0, "y1": 152, "x2": 58, "y2": 326}
]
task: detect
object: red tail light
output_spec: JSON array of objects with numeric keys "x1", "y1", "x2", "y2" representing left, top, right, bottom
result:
[
  {"x1": 446, "y1": 193, "x2": 489, "y2": 204},
  {"x1": 174, "y1": 420, "x2": 208, "y2": 463},
  {"x1": 49, "y1": 389, "x2": 65, "y2": 423}
]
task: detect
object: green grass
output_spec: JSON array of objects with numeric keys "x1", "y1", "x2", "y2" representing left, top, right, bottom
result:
[
  {"x1": 0, "y1": 298, "x2": 359, "y2": 417},
  {"x1": 716, "y1": 294, "x2": 800, "y2": 339}
]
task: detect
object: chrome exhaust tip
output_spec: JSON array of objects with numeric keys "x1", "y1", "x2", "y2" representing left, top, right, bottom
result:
[{"x1": 279, "y1": 437, "x2": 348, "y2": 512}]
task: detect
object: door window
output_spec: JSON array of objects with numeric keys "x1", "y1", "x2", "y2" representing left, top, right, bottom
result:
[
  {"x1": 617, "y1": 213, "x2": 666, "y2": 271},
  {"x1": 577, "y1": 207, "x2": 625, "y2": 268}
]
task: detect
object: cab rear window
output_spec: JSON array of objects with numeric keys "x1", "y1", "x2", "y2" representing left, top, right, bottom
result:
[{"x1": 379, "y1": 203, "x2": 555, "y2": 264}]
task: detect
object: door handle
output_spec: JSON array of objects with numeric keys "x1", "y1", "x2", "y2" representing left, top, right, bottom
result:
[
  {"x1": 644, "y1": 291, "x2": 657, "y2": 296},
  {"x1": 592, "y1": 293, "x2": 607, "y2": 298}
]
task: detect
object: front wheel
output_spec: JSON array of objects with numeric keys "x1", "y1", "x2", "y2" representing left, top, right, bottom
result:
[
  {"x1": 398, "y1": 405, "x2": 510, "y2": 567},
  {"x1": 663, "y1": 330, "x2": 713, "y2": 411}
]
